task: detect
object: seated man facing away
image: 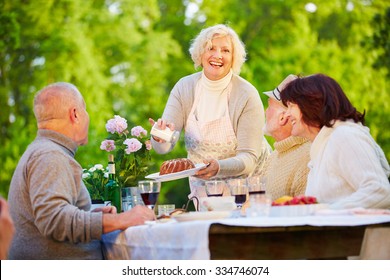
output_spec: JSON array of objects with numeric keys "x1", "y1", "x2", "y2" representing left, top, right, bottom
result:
[
  {"x1": 8, "y1": 82, "x2": 155, "y2": 260},
  {"x1": 254, "y1": 75, "x2": 311, "y2": 200}
]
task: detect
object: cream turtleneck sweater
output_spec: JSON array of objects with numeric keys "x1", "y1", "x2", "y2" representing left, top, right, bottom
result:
[
  {"x1": 256, "y1": 136, "x2": 311, "y2": 200},
  {"x1": 196, "y1": 70, "x2": 233, "y2": 122}
]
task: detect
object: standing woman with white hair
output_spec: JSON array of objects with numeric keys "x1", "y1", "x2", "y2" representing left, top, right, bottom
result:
[{"x1": 150, "y1": 24, "x2": 270, "y2": 202}]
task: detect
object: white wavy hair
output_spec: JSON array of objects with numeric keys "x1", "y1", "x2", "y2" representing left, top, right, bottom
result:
[{"x1": 189, "y1": 24, "x2": 247, "y2": 75}]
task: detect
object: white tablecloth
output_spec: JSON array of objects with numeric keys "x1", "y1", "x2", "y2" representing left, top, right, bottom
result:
[
  {"x1": 103, "y1": 220, "x2": 212, "y2": 260},
  {"x1": 102, "y1": 213, "x2": 390, "y2": 260}
]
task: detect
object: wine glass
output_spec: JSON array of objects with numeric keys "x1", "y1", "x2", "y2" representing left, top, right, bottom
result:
[
  {"x1": 246, "y1": 176, "x2": 266, "y2": 197},
  {"x1": 205, "y1": 180, "x2": 226, "y2": 197},
  {"x1": 227, "y1": 178, "x2": 248, "y2": 209},
  {"x1": 138, "y1": 180, "x2": 161, "y2": 210},
  {"x1": 246, "y1": 176, "x2": 271, "y2": 217}
]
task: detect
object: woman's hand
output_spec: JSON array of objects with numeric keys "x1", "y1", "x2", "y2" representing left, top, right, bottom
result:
[
  {"x1": 195, "y1": 159, "x2": 220, "y2": 179},
  {"x1": 148, "y1": 118, "x2": 176, "y2": 143}
]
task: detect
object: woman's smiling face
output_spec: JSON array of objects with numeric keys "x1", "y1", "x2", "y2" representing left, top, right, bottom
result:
[
  {"x1": 285, "y1": 101, "x2": 319, "y2": 142},
  {"x1": 201, "y1": 35, "x2": 233, "y2": 81}
]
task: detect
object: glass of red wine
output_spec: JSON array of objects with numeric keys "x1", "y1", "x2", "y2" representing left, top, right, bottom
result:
[
  {"x1": 246, "y1": 176, "x2": 271, "y2": 217},
  {"x1": 205, "y1": 180, "x2": 226, "y2": 197},
  {"x1": 138, "y1": 180, "x2": 161, "y2": 210},
  {"x1": 246, "y1": 176, "x2": 266, "y2": 197},
  {"x1": 227, "y1": 178, "x2": 248, "y2": 209}
]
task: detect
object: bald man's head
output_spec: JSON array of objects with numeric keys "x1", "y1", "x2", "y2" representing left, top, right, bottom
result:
[
  {"x1": 33, "y1": 82, "x2": 90, "y2": 145},
  {"x1": 33, "y1": 82, "x2": 83, "y2": 124}
]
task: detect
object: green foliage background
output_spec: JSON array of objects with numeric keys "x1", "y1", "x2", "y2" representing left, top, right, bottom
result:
[{"x1": 1, "y1": 0, "x2": 389, "y2": 208}]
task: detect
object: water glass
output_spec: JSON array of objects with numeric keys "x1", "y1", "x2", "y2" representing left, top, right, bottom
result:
[
  {"x1": 205, "y1": 180, "x2": 226, "y2": 197},
  {"x1": 246, "y1": 194, "x2": 272, "y2": 217},
  {"x1": 121, "y1": 187, "x2": 141, "y2": 211},
  {"x1": 121, "y1": 188, "x2": 132, "y2": 211},
  {"x1": 227, "y1": 178, "x2": 248, "y2": 209},
  {"x1": 158, "y1": 204, "x2": 175, "y2": 216},
  {"x1": 138, "y1": 180, "x2": 161, "y2": 210}
]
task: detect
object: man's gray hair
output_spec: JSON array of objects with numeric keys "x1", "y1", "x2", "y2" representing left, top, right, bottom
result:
[{"x1": 33, "y1": 82, "x2": 83, "y2": 123}]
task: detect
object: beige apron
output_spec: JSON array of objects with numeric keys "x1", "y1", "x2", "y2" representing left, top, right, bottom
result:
[{"x1": 185, "y1": 80, "x2": 238, "y2": 200}]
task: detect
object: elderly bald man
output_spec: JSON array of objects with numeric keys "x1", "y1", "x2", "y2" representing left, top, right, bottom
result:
[{"x1": 8, "y1": 82, "x2": 155, "y2": 260}]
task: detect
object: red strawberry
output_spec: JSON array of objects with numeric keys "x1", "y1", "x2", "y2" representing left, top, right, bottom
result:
[
  {"x1": 289, "y1": 197, "x2": 301, "y2": 205},
  {"x1": 301, "y1": 196, "x2": 317, "y2": 204}
]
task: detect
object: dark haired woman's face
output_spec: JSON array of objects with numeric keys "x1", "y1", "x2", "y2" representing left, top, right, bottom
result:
[{"x1": 285, "y1": 102, "x2": 318, "y2": 141}]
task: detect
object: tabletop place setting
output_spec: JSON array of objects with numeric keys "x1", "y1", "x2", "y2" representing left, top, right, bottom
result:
[
  {"x1": 127, "y1": 156, "x2": 390, "y2": 224},
  {"x1": 102, "y1": 157, "x2": 390, "y2": 260},
  {"x1": 138, "y1": 156, "x2": 318, "y2": 223},
  {"x1": 103, "y1": 160, "x2": 390, "y2": 260}
]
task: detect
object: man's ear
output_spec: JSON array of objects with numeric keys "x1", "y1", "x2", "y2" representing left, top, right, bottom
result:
[
  {"x1": 279, "y1": 111, "x2": 289, "y2": 126},
  {"x1": 69, "y1": 107, "x2": 78, "y2": 124}
]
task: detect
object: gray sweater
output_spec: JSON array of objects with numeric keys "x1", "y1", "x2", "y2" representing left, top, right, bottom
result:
[{"x1": 8, "y1": 130, "x2": 103, "y2": 259}]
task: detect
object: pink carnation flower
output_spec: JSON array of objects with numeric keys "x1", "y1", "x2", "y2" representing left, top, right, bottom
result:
[
  {"x1": 100, "y1": 140, "x2": 116, "y2": 152},
  {"x1": 145, "y1": 140, "x2": 152, "y2": 151},
  {"x1": 131, "y1": 126, "x2": 147, "y2": 137},
  {"x1": 123, "y1": 138, "x2": 142, "y2": 154},
  {"x1": 105, "y1": 115, "x2": 128, "y2": 134}
]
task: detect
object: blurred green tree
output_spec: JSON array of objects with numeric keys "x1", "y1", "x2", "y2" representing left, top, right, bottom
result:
[
  {"x1": 1, "y1": 0, "x2": 389, "y2": 204},
  {"x1": 0, "y1": 0, "x2": 182, "y2": 199}
]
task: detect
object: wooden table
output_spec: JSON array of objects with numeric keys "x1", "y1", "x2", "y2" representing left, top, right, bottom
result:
[
  {"x1": 102, "y1": 215, "x2": 390, "y2": 260},
  {"x1": 209, "y1": 223, "x2": 378, "y2": 259}
]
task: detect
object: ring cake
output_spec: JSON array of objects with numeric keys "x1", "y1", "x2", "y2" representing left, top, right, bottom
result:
[{"x1": 159, "y1": 158, "x2": 195, "y2": 175}]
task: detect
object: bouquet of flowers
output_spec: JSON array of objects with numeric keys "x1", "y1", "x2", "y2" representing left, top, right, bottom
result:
[
  {"x1": 100, "y1": 115, "x2": 152, "y2": 188},
  {"x1": 82, "y1": 164, "x2": 108, "y2": 202}
]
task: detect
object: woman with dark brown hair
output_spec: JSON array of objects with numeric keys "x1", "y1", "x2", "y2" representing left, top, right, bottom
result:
[{"x1": 280, "y1": 73, "x2": 390, "y2": 209}]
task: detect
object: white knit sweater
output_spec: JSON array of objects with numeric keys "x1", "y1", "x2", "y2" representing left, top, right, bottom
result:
[
  {"x1": 152, "y1": 71, "x2": 269, "y2": 177},
  {"x1": 306, "y1": 120, "x2": 390, "y2": 209}
]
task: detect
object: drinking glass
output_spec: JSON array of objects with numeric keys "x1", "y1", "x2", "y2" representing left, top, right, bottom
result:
[
  {"x1": 227, "y1": 178, "x2": 248, "y2": 209},
  {"x1": 122, "y1": 187, "x2": 143, "y2": 211},
  {"x1": 246, "y1": 176, "x2": 266, "y2": 196},
  {"x1": 246, "y1": 194, "x2": 272, "y2": 217},
  {"x1": 138, "y1": 180, "x2": 161, "y2": 210},
  {"x1": 121, "y1": 187, "x2": 133, "y2": 212},
  {"x1": 158, "y1": 204, "x2": 175, "y2": 216},
  {"x1": 205, "y1": 180, "x2": 226, "y2": 197}
]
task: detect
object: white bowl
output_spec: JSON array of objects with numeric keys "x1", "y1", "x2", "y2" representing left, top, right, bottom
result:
[
  {"x1": 270, "y1": 204, "x2": 328, "y2": 217},
  {"x1": 199, "y1": 196, "x2": 236, "y2": 212}
]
